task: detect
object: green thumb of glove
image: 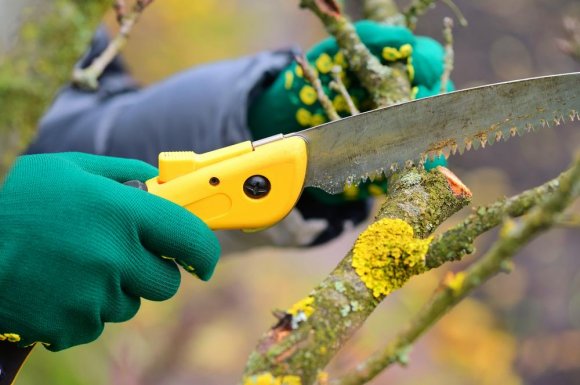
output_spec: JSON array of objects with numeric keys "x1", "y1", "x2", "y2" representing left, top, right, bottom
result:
[{"x1": 0, "y1": 153, "x2": 220, "y2": 351}]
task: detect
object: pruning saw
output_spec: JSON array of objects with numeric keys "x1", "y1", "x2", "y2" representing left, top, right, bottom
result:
[{"x1": 1, "y1": 72, "x2": 578, "y2": 384}]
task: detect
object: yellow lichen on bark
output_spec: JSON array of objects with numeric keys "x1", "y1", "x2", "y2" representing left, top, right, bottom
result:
[
  {"x1": 243, "y1": 372, "x2": 302, "y2": 385},
  {"x1": 287, "y1": 296, "x2": 315, "y2": 317},
  {"x1": 352, "y1": 218, "x2": 432, "y2": 298}
]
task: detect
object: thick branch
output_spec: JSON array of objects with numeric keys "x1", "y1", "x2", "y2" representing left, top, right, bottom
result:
[
  {"x1": 334, "y1": 156, "x2": 580, "y2": 385},
  {"x1": 243, "y1": 168, "x2": 470, "y2": 385},
  {"x1": 300, "y1": 0, "x2": 412, "y2": 107}
]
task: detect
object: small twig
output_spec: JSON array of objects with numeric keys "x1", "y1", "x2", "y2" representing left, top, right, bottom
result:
[
  {"x1": 330, "y1": 66, "x2": 359, "y2": 115},
  {"x1": 333, "y1": 157, "x2": 580, "y2": 385},
  {"x1": 300, "y1": 0, "x2": 412, "y2": 107},
  {"x1": 556, "y1": 17, "x2": 580, "y2": 63},
  {"x1": 405, "y1": 0, "x2": 467, "y2": 30},
  {"x1": 363, "y1": 0, "x2": 406, "y2": 26},
  {"x1": 295, "y1": 55, "x2": 340, "y2": 121},
  {"x1": 113, "y1": 0, "x2": 128, "y2": 24},
  {"x1": 440, "y1": 0, "x2": 468, "y2": 27},
  {"x1": 440, "y1": 17, "x2": 454, "y2": 94},
  {"x1": 72, "y1": 0, "x2": 155, "y2": 90},
  {"x1": 426, "y1": 166, "x2": 570, "y2": 268},
  {"x1": 556, "y1": 213, "x2": 580, "y2": 228}
]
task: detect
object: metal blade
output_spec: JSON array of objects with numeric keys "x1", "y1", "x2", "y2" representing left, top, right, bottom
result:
[{"x1": 289, "y1": 73, "x2": 580, "y2": 194}]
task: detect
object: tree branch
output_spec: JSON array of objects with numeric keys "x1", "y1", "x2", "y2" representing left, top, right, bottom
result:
[
  {"x1": 440, "y1": 17, "x2": 454, "y2": 94},
  {"x1": 300, "y1": 0, "x2": 412, "y2": 107},
  {"x1": 333, "y1": 156, "x2": 580, "y2": 385},
  {"x1": 242, "y1": 167, "x2": 471, "y2": 385},
  {"x1": 426, "y1": 166, "x2": 571, "y2": 268},
  {"x1": 362, "y1": 0, "x2": 405, "y2": 26},
  {"x1": 72, "y1": 0, "x2": 155, "y2": 90},
  {"x1": 295, "y1": 54, "x2": 340, "y2": 121},
  {"x1": 557, "y1": 17, "x2": 580, "y2": 63},
  {"x1": 330, "y1": 66, "x2": 359, "y2": 115}
]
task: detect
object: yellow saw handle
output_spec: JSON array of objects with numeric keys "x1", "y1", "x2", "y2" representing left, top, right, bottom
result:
[{"x1": 144, "y1": 135, "x2": 308, "y2": 230}]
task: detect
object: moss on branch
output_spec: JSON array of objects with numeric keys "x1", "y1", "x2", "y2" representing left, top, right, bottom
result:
[
  {"x1": 334, "y1": 156, "x2": 580, "y2": 385},
  {"x1": 242, "y1": 167, "x2": 470, "y2": 385},
  {"x1": 426, "y1": 168, "x2": 569, "y2": 268}
]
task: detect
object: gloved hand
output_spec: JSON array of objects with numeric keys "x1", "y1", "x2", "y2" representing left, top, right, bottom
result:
[
  {"x1": 248, "y1": 20, "x2": 451, "y2": 204},
  {"x1": 0, "y1": 153, "x2": 220, "y2": 351}
]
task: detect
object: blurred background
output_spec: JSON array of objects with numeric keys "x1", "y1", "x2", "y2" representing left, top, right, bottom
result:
[{"x1": 15, "y1": 0, "x2": 580, "y2": 384}]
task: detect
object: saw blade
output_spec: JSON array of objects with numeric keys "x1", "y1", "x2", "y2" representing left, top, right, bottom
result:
[{"x1": 289, "y1": 72, "x2": 580, "y2": 194}]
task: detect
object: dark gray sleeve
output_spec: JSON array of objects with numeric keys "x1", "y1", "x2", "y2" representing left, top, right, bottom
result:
[{"x1": 26, "y1": 27, "x2": 295, "y2": 165}]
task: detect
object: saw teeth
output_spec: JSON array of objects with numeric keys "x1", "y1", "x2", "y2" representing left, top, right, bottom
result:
[
  {"x1": 570, "y1": 109, "x2": 579, "y2": 121},
  {"x1": 451, "y1": 142, "x2": 459, "y2": 155},
  {"x1": 405, "y1": 159, "x2": 415, "y2": 168},
  {"x1": 479, "y1": 133, "x2": 488, "y2": 148},
  {"x1": 390, "y1": 162, "x2": 400, "y2": 172},
  {"x1": 495, "y1": 130, "x2": 503, "y2": 142},
  {"x1": 465, "y1": 138, "x2": 473, "y2": 151}
]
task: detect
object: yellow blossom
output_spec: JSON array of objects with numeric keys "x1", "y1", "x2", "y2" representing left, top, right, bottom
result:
[
  {"x1": 299, "y1": 85, "x2": 317, "y2": 105},
  {"x1": 352, "y1": 218, "x2": 432, "y2": 298}
]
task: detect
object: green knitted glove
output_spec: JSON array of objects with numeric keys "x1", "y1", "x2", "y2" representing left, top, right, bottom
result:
[
  {"x1": 248, "y1": 20, "x2": 452, "y2": 203},
  {"x1": 0, "y1": 153, "x2": 220, "y2": 351}
]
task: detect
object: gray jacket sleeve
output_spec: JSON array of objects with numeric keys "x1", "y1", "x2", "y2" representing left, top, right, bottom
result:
[
  {"x1": 26, "y1": 27, "x2": 370, "y2": 249},
  {"x1": 27, "y1": 27, "x2": 295, "y2": 162}
]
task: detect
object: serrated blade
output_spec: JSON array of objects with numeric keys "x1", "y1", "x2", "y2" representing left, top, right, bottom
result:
[{"x1": 289, "y1": 72, "x2": 580, "y2": 194}]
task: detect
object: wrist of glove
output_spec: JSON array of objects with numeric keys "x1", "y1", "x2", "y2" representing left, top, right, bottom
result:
[
  {"x1": 248, "y1": 20, "x2": 452, "y2": 208},
  {"x1": 0, "y1": 153, "x2": 220, "y2": 351}
]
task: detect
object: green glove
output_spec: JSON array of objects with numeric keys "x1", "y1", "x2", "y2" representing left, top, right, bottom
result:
[
  {"x1": 0, "y1": 153, "x2": 220, "y2": 351},
  {"x1": 248, "y1": 20, "x2": 452, "y2": 203}
]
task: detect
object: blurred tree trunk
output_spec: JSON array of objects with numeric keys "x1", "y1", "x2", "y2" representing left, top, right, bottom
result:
[{"x1": 0, "y1": 0, "x2": 110, "y2": 181}]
